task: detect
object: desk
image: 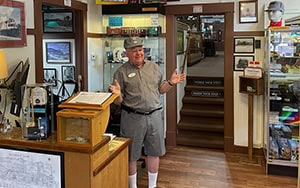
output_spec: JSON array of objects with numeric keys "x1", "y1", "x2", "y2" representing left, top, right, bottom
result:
[{"x1": 0, "y1": 128, "x2": 130, "y2": 188}]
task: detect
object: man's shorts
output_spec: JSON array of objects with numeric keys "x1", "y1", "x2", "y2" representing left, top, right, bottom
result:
[{"x1": 120, "y1": 109, "x2": 166, "y2": 162}]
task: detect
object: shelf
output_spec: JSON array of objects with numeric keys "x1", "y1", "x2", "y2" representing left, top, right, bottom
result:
[{"x1": 267, "y1": 158, "x2": 298, "y2": 167}]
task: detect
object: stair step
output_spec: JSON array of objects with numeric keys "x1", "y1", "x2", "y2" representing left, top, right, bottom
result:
[
  {"x1": 182, "y1": 96, "x2": 224, "y2": 104},
  {"x1": 177, "y1": 121, "x2": 224, "y2": 132},
  {"x1": 180, "y1": 116, "x2": 224, "y2": 124},
  {"x1": 176, "y1": 131, "x2": 224, "y2": 149},
  {"x1": 185, "y1": 85, "x2": 224, "y2": 90},
  {"x1": 180, "y1": 108, "x2": 224, "y2": 117}
]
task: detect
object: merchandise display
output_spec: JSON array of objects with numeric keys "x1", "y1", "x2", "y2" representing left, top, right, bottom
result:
[{"x1": 264, "y1": 26, "x2": 300, "y2": 176}]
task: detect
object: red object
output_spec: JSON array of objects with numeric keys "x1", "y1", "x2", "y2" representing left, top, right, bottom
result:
[{"x1": 269, "y1": 19, "x2": 283, "y2": 27}]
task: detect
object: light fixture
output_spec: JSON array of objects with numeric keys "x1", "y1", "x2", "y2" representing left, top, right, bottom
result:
[{"x1": 0, "y1": 49, "x2": 8, "y2": 82}]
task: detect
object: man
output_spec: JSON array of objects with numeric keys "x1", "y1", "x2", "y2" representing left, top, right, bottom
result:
[
  {"x1": 265, "y1": 1, "x2": 285, "y2": 27},
  {"x1": 109, "y1": 37, "x2": 185, "y2": 188}
]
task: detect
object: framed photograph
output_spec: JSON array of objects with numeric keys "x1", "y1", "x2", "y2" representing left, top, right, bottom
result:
[
  {"x1": 43, "y1": 68, "x2": 57, "y2": 87},
  {"x1": 45, "y1": 41, "x2": 72, "y2": 64},
  {"x1": 239, "y1": 1, "x2": 258, "y2": 23},
  {"x1": 62, "y1": 66, "x2": 75, "y2": 83},
  {"x1": 234, "y1": 37, "x2": 255, "y2": 53},
  {"x1": 177, "y1": 30, "x2": 184, "y2": 54},
  {"x1": 43, "y1": 11, "x2": 73, "y2": 33},
  {"x1": 0, "y1": 0, "x2": 26, "y2": 47},
  {"x1": 234, "y1": 55, "x2": 254, "y2": 71}
]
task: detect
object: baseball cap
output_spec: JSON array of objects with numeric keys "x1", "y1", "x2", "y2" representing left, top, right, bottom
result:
[
  {"x1": 265, "y1": 1, "x2": 284, "y2": 13},
  {"x1": 124, "y1": 37, "x2": 144, "y2": 49}
]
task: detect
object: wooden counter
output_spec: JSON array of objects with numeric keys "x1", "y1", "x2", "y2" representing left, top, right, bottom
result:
[{"x1": 0, "y1": 128, "x2": 130, "y2": 188}]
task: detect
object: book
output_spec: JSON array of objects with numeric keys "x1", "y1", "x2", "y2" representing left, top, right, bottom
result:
[{"x1": 68, "y1": 91, "x2": 112, "y2": 105}]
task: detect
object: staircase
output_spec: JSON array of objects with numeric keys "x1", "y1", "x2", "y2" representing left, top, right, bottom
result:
[{"x1": 177, "y1": 76, "x2": 224, "y2": 149}]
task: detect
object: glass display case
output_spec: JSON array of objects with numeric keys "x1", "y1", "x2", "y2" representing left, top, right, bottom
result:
[{"x1": 263, "y1": 26, "x2": 300, "y2": 176}]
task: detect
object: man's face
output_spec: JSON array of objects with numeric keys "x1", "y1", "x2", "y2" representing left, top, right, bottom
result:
[
  {"x1": 126, "y1": 46, "x2": 144, "y2": 66},
  {"x1": 268, "y1": 10, "x2": 283, "y2": 22}
]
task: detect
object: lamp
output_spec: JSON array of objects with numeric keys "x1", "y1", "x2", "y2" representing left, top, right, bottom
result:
[{"x1": 0, "y1": 50, "x2": 8, "y2": 81}]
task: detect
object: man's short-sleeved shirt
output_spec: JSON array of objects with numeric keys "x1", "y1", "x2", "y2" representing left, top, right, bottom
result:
[{"x1": 113, "y1": 60, "x2": 163, "y2": 112}]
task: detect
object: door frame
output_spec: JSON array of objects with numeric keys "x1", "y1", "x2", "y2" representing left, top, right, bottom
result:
[{"x1": 165, "y1": 3, "x2": 234, "y2": 152}]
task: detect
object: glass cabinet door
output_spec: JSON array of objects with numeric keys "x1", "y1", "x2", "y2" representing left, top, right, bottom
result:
[{"x1": 264, "y1": 26, "x2": 300, "y2": 176}]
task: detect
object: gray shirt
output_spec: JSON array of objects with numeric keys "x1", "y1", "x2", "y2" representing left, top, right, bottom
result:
[{"x1": 113, "y1": 60, "x2": 163, "y2": 112}]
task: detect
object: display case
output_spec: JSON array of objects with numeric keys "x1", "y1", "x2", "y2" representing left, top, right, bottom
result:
[
  {"x1": 102, "y1": 36, "x2": 165, "y2": 91},
  {"x1": 263, "y1": 26, "x2": 300, "y2": 177}
]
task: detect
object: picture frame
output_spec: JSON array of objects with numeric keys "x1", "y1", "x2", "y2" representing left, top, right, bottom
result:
[
  {"x1": 43, "y1": 11, "x2": 73, "y2": 33},
  {"x1": 43, "y1": 68, "x2": 57, "y2": 87},
  {"x1": 239, "y1": 1, "x2": 258, "y2": 23},
  {"x1": 62, "y1": 66, "x2": 75, "y2": 83},
  {"x1": 0, "y1": 0, "x2": 26, "y2": 47},
  {"x1": 234, "y1": 55, "x2": 254, "y2": 71},
  {"x1": 234, "y1": 37, "x2": 255, "y2": 53},
  {"x1": 45, "y1": 41, "x2": 72, "y2": 64},
  {"x1": 177, "y1": 30, "x2": 184, "y2": 54}
]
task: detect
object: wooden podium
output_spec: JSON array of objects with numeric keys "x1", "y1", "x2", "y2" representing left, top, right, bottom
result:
[{"x1": 56, "y1": 92, "x2": 119, "y2": 148}]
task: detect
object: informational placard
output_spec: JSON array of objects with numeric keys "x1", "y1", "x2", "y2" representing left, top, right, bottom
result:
[{"x1": 0, "y1": 147, "x2": 64, "y2": 188}]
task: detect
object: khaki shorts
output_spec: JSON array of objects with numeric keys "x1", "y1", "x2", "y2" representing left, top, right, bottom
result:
[{"x1": 120, "y1": 109, "x2": 166, "y2": 162}]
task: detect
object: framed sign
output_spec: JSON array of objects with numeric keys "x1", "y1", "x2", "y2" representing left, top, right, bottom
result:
[
  {"x1": 0, "y1": 0, "x2": 26, "y2": 47},
  {"x1": 0, "y1": 147, "x2": 64, "y2": 188},
  {"x1": 239, "y1": 1, "x2": 258, "y2": 23},
  {"x1": 234, "y1": 37, "x2": 255, "y2": 53},
  {"x1": 45, "y1": 41, "x2": 72, "y2": 64},
  {"x1": 43, "y1": 11, "x2": 73, "y2": 33}
]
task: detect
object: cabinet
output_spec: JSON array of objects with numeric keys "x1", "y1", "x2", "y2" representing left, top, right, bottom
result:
[
  {"x1": 263, "y1": 26, "x2": 300, "y2": 177},
  {"x1": 102, "y1": 36, "x2": 165, "y2": 90}
]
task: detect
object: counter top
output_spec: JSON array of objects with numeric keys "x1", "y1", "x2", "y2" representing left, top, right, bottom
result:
[{"x1": 0, "y1": 128, "x2": 110, "y2": 154}]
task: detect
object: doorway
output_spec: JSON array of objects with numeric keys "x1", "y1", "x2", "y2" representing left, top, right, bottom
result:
[{"x1": 165, "y1": 3, "x2": 234, "y2": 152}]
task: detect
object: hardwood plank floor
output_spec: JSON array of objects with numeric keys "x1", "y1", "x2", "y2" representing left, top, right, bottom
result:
[{"x1": 137, "y1": 146, "x2": 297, "y2": 188}]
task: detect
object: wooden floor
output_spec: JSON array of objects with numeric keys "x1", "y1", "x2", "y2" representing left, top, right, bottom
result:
[{"x1": 137, "y1": 146, "x2": 297, "y2": 188}]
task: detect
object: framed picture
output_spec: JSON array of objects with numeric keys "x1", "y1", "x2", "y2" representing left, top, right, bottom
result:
[
  {"x1": 62, "y1": 66, "x2": 75, "y2": 83},
  {"x1": 234, "y1": 37, "x2": 255, "y2": 53},
  {"x1": 177, "y1": 30, "x2": 184, "y2": 54},
  {"x1": 43, "y1": 11, "x2": 73, "y2": 33},
  {"x1": 0, "y1": 0, "x2": 26, "y2": 47},
  {"x1": 95, "y1": 0, "x2": 129, "y2": 5},
  {"x1": 239, "y1": 1, "x2": 258, "y2": 23},
  {"x1": 45, "y1": 41, "x2": 72, "y2": 64},
  {"x1": 43, "y1": 68, "x2": 57, "y2": 87},
  {"x1": 234, "y1": 55, "x2": 254, "y2": 71},
  {"x1": 0, "y1": 146, "x2": 64, "y2": 188}
]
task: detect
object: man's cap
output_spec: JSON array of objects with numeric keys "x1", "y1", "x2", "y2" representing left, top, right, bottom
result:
[
  {"x1": 124, "y1": 37, "x2": 144, "y2": 49},
  {"x1": 265, "y1": 1, "x2": 284, "y2": 13}
]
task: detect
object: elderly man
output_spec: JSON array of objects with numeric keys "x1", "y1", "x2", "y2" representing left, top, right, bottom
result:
[{"x1": 109, "y1": 37, "x2": 185, "y2": 188}]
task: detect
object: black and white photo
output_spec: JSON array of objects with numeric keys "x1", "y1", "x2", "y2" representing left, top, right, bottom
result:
[
  {"x1": 234, "y1": 37, "x2": 255, "y2": 53},
  {"x1": 62, "y1": 66, "x2": 75, "y2": 83},
  {"x1": 234, "y1": 55, "x2": 254, "y2": 71},
  {"x1": 43, "y1": 68, "x2": 57, "y2": 86}
]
